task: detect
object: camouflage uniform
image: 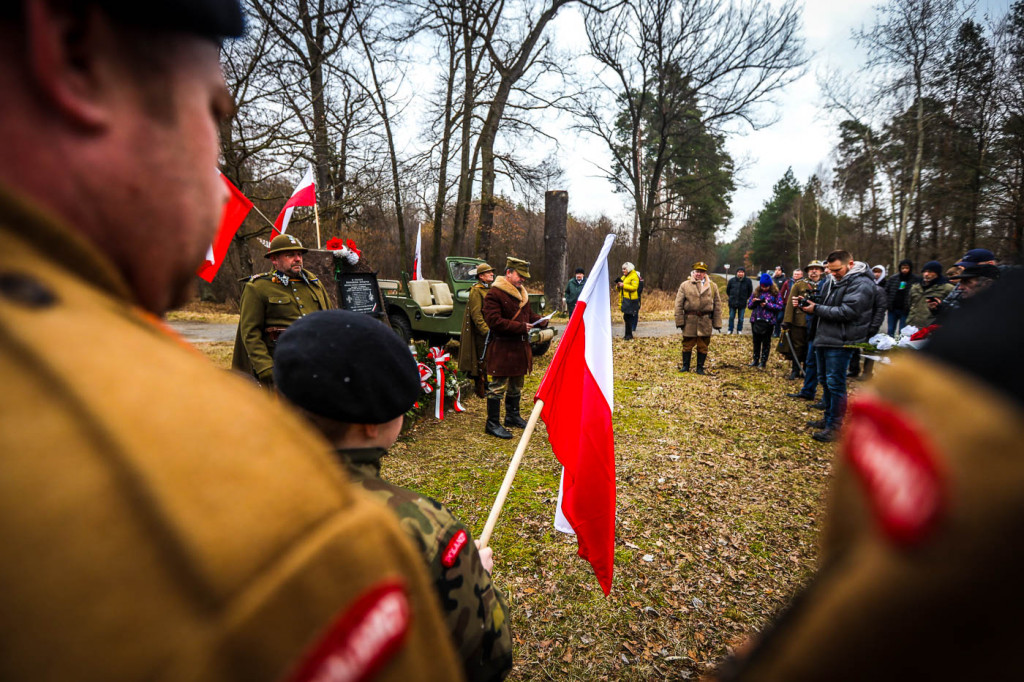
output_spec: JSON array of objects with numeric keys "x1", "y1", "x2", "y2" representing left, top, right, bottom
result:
[{"x1": 336, "y1": 448, "x2": 514, "y2": 682}]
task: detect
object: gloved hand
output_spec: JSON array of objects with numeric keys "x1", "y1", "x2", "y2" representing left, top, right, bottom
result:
[{"x1": 782, "y1": 322, "x2": 791, "y2": 330}]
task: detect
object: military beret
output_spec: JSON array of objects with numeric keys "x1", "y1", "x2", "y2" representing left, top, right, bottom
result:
[
  {"x1": 273, "y1": 311, "x2": 421, "y2": 425},
  {"x1": 505, "y1": 257, "x2": 531, "y2": 279},
  {"x1": 74, "y1": 0, "x2": 244, "y2": 39}
]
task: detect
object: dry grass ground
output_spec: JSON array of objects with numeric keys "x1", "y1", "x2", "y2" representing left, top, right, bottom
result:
[{"x1": 195, "y1": 331, "x2": 833, "y2": 680}]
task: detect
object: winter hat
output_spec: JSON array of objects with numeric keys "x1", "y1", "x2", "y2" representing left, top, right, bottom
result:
[
  {"x1": 922, "y1": 261, "x2": 943, "y2": 275},
  {"x1": 899, "y1": 258, "x2": 914, "y2": 270},
  {"x1": 274, "y1": 310, "x2": 421, "y2": 425},
  {"x1": 759, "y1": 273, "x2": 773, "y2": 287}
]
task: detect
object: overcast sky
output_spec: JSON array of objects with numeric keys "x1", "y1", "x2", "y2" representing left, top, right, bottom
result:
[{"x1": 524, "y1": 0, "x2": 1012, "y2": 242}]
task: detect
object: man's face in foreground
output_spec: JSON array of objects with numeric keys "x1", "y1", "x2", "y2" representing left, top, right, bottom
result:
[{"x1": 112, "y1": 35, "x2": 233, "y2": 312}]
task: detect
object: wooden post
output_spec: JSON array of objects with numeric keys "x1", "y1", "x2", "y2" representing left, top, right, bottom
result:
[
  {"x1": 544, "y1": 190, "x2": 568, "y2": 313},
  {"x1": 477, "y1": 399, "x2": 545, "y2": 548},
  {"x1": 314, "y1": 202, "x2": 322, "y2": 249}
]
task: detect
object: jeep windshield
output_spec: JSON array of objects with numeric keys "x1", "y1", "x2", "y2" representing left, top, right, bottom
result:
[{"x1": 450, "y1": 261, "x2": 479, "y2": 282}]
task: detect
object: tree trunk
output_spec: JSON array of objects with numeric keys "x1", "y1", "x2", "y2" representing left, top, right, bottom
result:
[
  {"x1": 432, "y1": 46, "x2": 458, "y2": 273},
  {"x1": 475, "y1": 102, "x2": 504, "y2": 259},
  {"x1": 299, "y1": 0, "x2": 331, "y2": 227},
  {"x1": 544, "y1": 190, "x2": 568, "y2": 312}
]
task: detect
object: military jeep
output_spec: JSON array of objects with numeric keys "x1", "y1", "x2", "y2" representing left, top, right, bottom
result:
[{"x1": 379, "y1": 256, "x2": 557, "y2": 357}]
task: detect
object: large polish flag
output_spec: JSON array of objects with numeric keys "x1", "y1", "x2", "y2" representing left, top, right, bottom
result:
[
  {"x1": 412, "y1": 222, "x2": 423, "y2": 280},
  {"x1": 273, "y1": 164, "x2": 316, "y2": 235},
  {"x1": 535, "y1": 233, "x2": 616, "y2": 595},
  {"x1": 197, "y1": 172, "x2": 253, "y2": 283}
]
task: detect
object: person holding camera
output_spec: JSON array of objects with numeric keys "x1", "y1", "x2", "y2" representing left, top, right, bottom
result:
[
  {"x1": 747, "y1": 274, "x2": 783, "y2": 368},
  {"x1": 781, "y1": 261, "x2": 824, "y2": 381},
  {"x1": 796, "y1": 251, "x2": 881, "y2": 442}
]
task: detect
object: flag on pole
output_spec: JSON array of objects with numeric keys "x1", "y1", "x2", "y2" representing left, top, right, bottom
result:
[
  {"x1": 197, "y1": 172, "x2": 253, "y2": 283},
  {"x1": 413, "y1": 222, "x2": 423, "y2": 280},
  {"x1": 534, "y1": 233, "x2": 616, "y2": 595},
  {"x1": 273, "y1": 164, "x2": 316, "y2": 236}
]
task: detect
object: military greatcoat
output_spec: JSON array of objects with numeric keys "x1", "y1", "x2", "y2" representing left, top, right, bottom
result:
[
  {"x1": 232, "y1": 269, "x2": 330, "y2": 378},
  {"x1": 482, "y1": 276, "x2": 542, "y2": 377},
  {"x1": 458, "y1": 282, "x2": 490, "y2": 375},
  {"x1": 338, "y1": 448, "x2": 514, "y2": 682},
  {"x1": 674, "y1": 276, "x2": 723, "y2": 337},
  {"x1": 0, "y1": 185, "x2": 463, "y2": 682}
]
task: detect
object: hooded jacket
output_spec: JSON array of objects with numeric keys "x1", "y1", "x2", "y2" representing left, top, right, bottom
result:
[
  {"x1": 812, "y1": 261, "x2": 885, "y2": 348},
  {"x1": 884, "y1": 259, "x2": 921, "y2": 312}
]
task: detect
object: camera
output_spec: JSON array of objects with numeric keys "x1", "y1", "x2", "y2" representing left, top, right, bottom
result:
[{"x1": 797, "y1": 292, "x2": 820, "y2": 309}]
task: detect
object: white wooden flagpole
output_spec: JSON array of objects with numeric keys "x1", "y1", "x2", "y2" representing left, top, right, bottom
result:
[
  {"x1": 314, "y1": 202, "x2": 322, "y2": 249},
  {"x1": 477, "y1": 399, "x2": 546, "y2": 549}
]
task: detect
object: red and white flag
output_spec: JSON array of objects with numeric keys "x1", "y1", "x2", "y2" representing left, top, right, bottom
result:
[
  {"x1": 197, "y1": 171, "x2": 253, "y2": 283},
  {"x1": 412, "y1": 222, "x2": 423, "y2": 280},
  {"x1": 273, "y1": 164, "x2": 316, "y2": 236},
  {"x1": 535, "y1": 233, "x2": 616, "y2": 595}
]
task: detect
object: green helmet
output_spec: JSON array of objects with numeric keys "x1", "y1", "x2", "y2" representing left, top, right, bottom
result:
[{"x1": 265, "y1": 234, "x2": 308, "y2": 258}]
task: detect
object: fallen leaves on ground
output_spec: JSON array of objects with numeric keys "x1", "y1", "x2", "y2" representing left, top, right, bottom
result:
[{"x1": 387, "y1": 333, "x2": 833, "y2": 680}]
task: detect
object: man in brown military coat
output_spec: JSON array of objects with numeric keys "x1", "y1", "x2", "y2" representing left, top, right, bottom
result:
[
  {"x1": 674, "y1": 261, "x2": 723, "y2": 375},
  {"x1": 458, "y1": 262, "x2": 494, "y2": 398},
  {"x1": 0, "y1": 2, "x2": 463, "y2": 680},
  {"x1": 482, "y1": 257, "x2": 547, "y2": 439},
  {"x1": 716, "y1": 272, "x2": 1024, "y2": 681}
]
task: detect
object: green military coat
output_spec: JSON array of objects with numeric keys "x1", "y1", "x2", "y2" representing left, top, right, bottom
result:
[
  {"x1": 337, "y1": 448, "x2": 514, "y2": 682},
  {"x1": 231, "y1": 269, "x2": 330, "y2": 377},
  {"x1": 458, "y1": 283, "x2": 490, "y2": 375}
]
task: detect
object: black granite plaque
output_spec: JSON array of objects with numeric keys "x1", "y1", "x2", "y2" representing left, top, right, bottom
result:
[{"x1": 337, "y1": 272, "x2": 384, "y2": 317}]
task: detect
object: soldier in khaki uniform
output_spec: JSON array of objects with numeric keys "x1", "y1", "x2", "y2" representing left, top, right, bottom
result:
[
  {"x1": 0, "y1": 2, "x2": 463, "y2": 681},
  {"x1": 275, "y1": 311, "x2": 514, "y2": 682},
  {"x1": 673, "y1": 261, "x2": 723, "y2": 375},
  {"x1": 458, "y1": 262, "x2": 494, "y2": 399},
  {"x1": 231, "y1": 233, "x2": 331, "y2": 389},
  {"x1": 717, "y1": 272, "x2": 1024, "y2": 681}
]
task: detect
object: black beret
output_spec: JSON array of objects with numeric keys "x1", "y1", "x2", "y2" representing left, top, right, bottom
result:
[
  {"x1": 92, "y1": 0, "x2": 244, "y2": 39},
  {"x1": 274, "y1": 310, "x2": 421, "y2": 425}
]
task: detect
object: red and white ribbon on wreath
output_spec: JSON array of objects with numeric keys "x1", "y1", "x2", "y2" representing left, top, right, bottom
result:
[
  {"x1": 417, "y1": 362, "x2": 434, "y2": 394},
  {"x1": 427, "y1": 346, "x2": 465, "y2": 420}
]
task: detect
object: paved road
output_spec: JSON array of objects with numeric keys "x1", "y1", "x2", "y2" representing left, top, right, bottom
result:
[{"x1": 167, "y1": 318, "x2": 750, "y2": 343}]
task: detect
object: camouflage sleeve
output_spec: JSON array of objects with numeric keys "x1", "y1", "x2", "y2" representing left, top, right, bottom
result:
[
  {"x1": 355, "y1": 476, "x2": 513, "y2": 681},
  {"x1": 433, "y1": 521, "x2": 514, "y2": 682}
]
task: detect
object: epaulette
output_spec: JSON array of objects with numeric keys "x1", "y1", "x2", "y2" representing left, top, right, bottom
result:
[{"x1": 239, "y1": 271, "x2": 275, "y2": 283}]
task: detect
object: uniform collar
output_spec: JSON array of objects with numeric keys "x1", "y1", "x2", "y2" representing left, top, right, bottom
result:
[
  {"x1": 0, "y1": 182, "x2": 135, "y2": 304},
  {"x1": 334, "y1": 447, "x2": 387, "y2": 473}
]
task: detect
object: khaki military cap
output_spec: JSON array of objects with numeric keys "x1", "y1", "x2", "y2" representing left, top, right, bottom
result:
[
  {"x1": 266, "y1": 234, "x2": 308, "y2": 258},
  {"x1": 806, "y1": 260, "x2": 826, "y2": 271},
  {"x1": 692, "y1": 261, "x2": 709, "y2": 272},
  {"x1": 475, "y1": 262, "x2": 495, "y2": 276},
  {"x1": 505, "y1": 257, "x2": 531, "y2": 279}
]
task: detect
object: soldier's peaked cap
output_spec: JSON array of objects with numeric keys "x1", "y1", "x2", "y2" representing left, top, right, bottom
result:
[
  {"x1": 265, "y1": 234, "x2": 308, "y2": 258},
  {"x1": 88, "y1": 1, "x2": 244, "y2": 40},
  {"x1": 692, "y1": 261, "x2": 709, "y2": 271},
  {"x1": 274, "y1": 310, "x2": 421, "y2": 425},
  {"x1": 505, "y1": 257, "x2": 531, "y2": 279}
]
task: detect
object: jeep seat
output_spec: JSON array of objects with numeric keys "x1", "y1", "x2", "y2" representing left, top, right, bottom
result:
[
  {"x1": 430, "y1": 282, "x2": 454, "y2": 312},
  {"x1": 408, "y1": 279, "x2": 452, "y2": 315}
]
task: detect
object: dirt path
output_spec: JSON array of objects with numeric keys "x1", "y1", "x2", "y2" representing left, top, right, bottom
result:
[{"x1": 167, "y1": 318, "x2": 751, "y2": 343}]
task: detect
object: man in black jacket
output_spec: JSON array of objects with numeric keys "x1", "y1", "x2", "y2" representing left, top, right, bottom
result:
[
  {"x1": 884, "y1": 259, "x2": 920, "y2": 335},
  {"x1": 798, "y1": 250, "x2": 884, "y2": 442},
  {"x1": 726, "y1": 268, "x2": 753, "y2": 333}
]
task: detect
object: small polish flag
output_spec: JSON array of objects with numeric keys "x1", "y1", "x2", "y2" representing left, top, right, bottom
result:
[
  {"x1": 535, "y1": 233, "x2": 617, "y2": 595},
  {"x1": 197, "y1": 172, "x2": 252, "y2": 283},
  {"x1": 412, "y1": 222, "x2": 423, "y2": 280},
  {"x1": 274, "y1": 164, "x2": 316, "y2": 235}
]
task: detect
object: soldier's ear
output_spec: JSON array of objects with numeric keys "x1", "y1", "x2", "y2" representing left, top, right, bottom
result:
[{"x1": 24, "y1": 0, "x2": 117, "y2": 130}]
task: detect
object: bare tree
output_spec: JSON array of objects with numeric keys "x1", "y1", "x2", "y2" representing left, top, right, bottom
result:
[
  {"x1": 573, "y1": 0, "x2": 807, "y2": 274},
  {"x1": 853, "y1": 0, "x2": 972, "y2": 261}
]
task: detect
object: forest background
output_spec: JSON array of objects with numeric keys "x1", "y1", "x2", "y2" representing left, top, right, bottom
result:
[{"x1": 207, "y1": 0, "x2": 1024, "y2": 306}]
